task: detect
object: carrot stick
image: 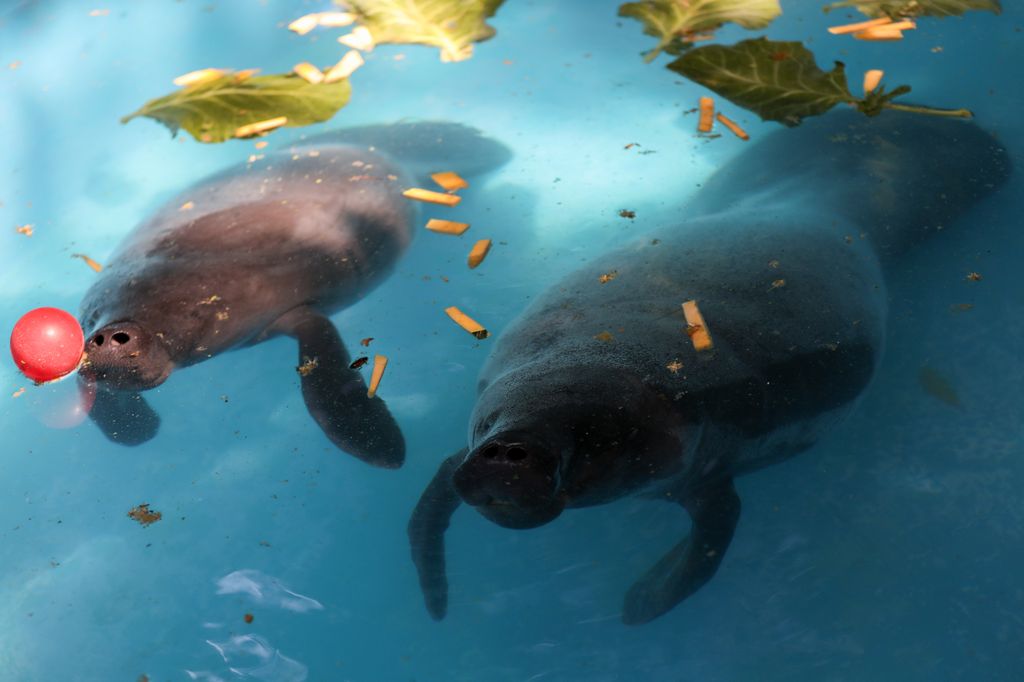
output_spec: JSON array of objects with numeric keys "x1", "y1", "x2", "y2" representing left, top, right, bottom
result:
[
  {"x1": 317, "y1": 12, "x2": 355, "y2": 27},
  {"x1": 288, "y1": 13, "x2": 321, "y2": 35},
  {"x1": 698, "y1": 97, "x2": 715, "y2": 134},
  {"x1": 173, "y1": 68, "x2": 225, "y2": 87},
  {"x1": 863, "y1": 69, "x2": 884, "y2": 94},
  {"x1": 682, "y1": 300, "x2": 713, "y2": 351},
  {"x1": 430, "y1": 171, "x2": 468, "y2": 192},
  {"x1": 367, "y1": 355, "x2": 387, "y2": 398},
  {"x1": 323, "y1": 50, "x2": 364, "y2": 83},
  {"x1": 827, "y1": 17, "x2": 892, "y2": 35},
  {"x1": 403, "y1": 188, "x2": 462, "y2": 206},
  {"x1": 445, "y1": 306, "x2": 489, "y2": 340},
  {"x1": 715, "y1": 113, "x2": 749, "y2": 141},
  {"x1": 293, "y1": 62, "x2": 324, "y2": 84},
  {"x1": 467, "y1": 239, "x2": 492, "y2": 269},
  {"x1": 72, "y1": 253, "x2": 103, "y2": 273},
  {"x1": 425, "y1": 219, "x2": 470, "y2": 235},
  {"x1": 234, "y1": 117, "x2": 288, "y2": 138}
]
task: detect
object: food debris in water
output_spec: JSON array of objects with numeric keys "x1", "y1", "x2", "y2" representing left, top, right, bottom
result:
[
  {"x1": 288, "y1": 13, "x2": 321, "y2": 35},
  {"x1": 293, "y1": 62, "x2": 325, "y2": 84},
  {"x1": 863, "y1": 69, "x2": 884, "y2": 94},
  {"x1": 918, "y1": 366, "x2": 961, "y2": 408},
  {"x1": 179, "y1": 201, "x2": 194, "y2": 211},
  {"x1": 296, "y1": 356, "x2": 319, "y2": 376},
  {"x1": 248, "y1": 154, "x2": 264, "y2": 163},
  {"x1": 89, "y1": 8, "x2": 110, "y2": 16},
  {"x1": 350, "y1": 356, "x2": 369, "y2": 370},
  {"x1": 715, "y1": 113, "x2": 749, "y2": 141},
  {"x1": 618, "y1": 209, "x2": 636, "y2": 219},
  {"x1": 235, "y1": 117, "x2": 288, "y2": 139},
  {"x1": 403, "y1": 188, "x2": 462, "y2": 206},
  {"x1": 827, "y1": 17, "x2": 892, "y2": 35},
  {"x1": 255, "y1": 140, "x2": 269, "y2": 150},
  {"x1": 445, "y1": 306, "x2": 489, "y2": 340},
  {"x1": 15, "y1": 224, "x2": 33, "y2": 236},
  {"x1": 467, "y1": 239, "x2": 492, "y2": 269},
  {"x1": 72, "y1": 253, "x2": 103, "y2": 273},
  {"x1": 950, "y1": 303, "x2": 974, "y2": 313},
  {"x1": 197, "y1": 295, "x2": 221, "y2": 305},
  {"x1": 360, "y1": 337, "x2": 373, "y2": 347},
  {"x1": 624, "y1": 142, "x2": 639, "y2": 150},
  {"x1": 172, "y1": 68, "x2": 225, "y2": 87},
  {"x1": 682, "y1": 300, "x2": 713, "y2": 351},
  {"x1": 599, "y1": 271, "x2": 618, "y2": 284},
  {"x1": 666, "y1": 359, "x2": 683, "y2": 374},
  {"x1": 425, "y1": 218, "x2": 471, "y2": 235},
  {"x1": 594, "y1": 331, "x2": 614, "y2": 342},
  {"x1": 338, "y1": 26, "x2": 375, "y2": 52},
  {"x1": 966, "y1": 272, "x2": 982, "y2": 282},
  {"x1": 698, "y1": 97, "x2": 715, "y2": 134},
  {"x1": 769, "y1": 278, "x2": 786, "y2": 290},
  {"x1": 768, "y1": 259, "x2": 780, "y2": 268},
  {"x1": 9, "y1": 61, "x2": 22, "y2": 70},
  {"x1": 127, "y1": 503, "x2": 162, "y2": 527},
  {"x1": 367, "y1": 355, "x2": 387, "y2": 398},
  {"x1": 244, "y1": 613, "x2": 254, "y2": 624},
  {"x1": 854, "y1": 21, "x2": 915, "y2": 42},
  {"x1": 324, "y1": 50, "x2": 365, "y2": 83},
  {"x1": 12, "y1": 387, "x2": 25, "y2": 398},
  {"x1": 430, "y1": 171, "x2": 469, "y2": 192}
]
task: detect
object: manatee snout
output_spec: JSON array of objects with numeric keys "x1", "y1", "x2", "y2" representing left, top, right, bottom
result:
[
  {"x1": 83, "y1": 321, "x2": 172, "y2": 391},
  {"x1": 453, "y1": 433, "x2": 565, "y2": 529}
]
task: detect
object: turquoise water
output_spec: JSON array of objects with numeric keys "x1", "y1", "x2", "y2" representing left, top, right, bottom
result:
[{"x1": 2, "y1": 1, "x2": 1022, "y2": 680}]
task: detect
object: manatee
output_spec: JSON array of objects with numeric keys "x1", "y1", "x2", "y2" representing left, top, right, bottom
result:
[
  {"x1": 79, "y1": 122, "x2": 510, "y2": 467},
  {"x1": 408, "y1": 112, "x2": 1010, "y2": 621}
]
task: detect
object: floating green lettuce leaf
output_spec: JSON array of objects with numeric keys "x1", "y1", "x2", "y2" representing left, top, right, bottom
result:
[
  {"x1": 342, "y1": 0, "x2": 506, "y2": 62},
  {"x1": 669, "y1": 38, "x2": 971, "y2": 125},
  {"x1": 122, "y1": 72, "x2": 352, "y2": 143},
  {"x1": 823, "y1": 0, "x2": 1001, "y2": 18},
  {"x1": 619, "y1": 0, "x2": 782, "y2": 62}
]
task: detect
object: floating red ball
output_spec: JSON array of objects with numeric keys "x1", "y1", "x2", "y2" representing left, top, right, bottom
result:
[{"x1": 10, "y1": 307, "x2": 85, "y2": 383}]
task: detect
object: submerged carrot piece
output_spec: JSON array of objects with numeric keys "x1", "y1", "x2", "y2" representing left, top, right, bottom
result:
[
  {"x1": 425, "y1": 219, "x2": 470, "y2": 235},
  {"x1": 827, "y1": 17, "x2": 892, "y2": 35},
  {"x1": 324, "y1": 50, "x2": 364, "y2": 83},
  {"x1": 467, "y1": 239, "x2": 492, "y2": 269},
  {"x1": 430, "y1": 171, "x2": 468, "y2": 192},
  {"x1": 681, "y1": 300, "x2": 713, "y2": 351},
  {"x1": 367, "y1": 354, "x2": 387, "y2": 398},
  {"x1": 715, "y1": 113, "x2": 749, "y2": 141},
  {"x1": 854, "y1": 21, "x2": 915, "y2": 41},
  {"x1": 293, "y1": 62, "x2": 324, "y2": 84},
  {"x1": 234, "y1": 117, "x2": 288, "y2": 138},
  {"x1": 445, "y1": 306, "x2": 489, "y2": 340},
  {"x1": 173, "y1": 68, "x2": 225, "y2": 87},
  {"x1": 403, "y1": 188, "x2": 462, "y2": 206},
  {"x1": 72, "y1": 253, "x2": 103, "y2": 273},
  {"x1": 698, "y1": 97, "x2": 715, "y2": 133},
  {"x1": 863, "y1": 69, "x2": 884, "y2": 94}
]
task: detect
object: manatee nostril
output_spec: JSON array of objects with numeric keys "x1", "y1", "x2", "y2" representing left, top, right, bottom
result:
[
  {"x1": 112, "y1": 332, "x2": 131, "y2": 345},
  {"x1": 92, "y1": 334, "x2": 105, "y2": 346},
  {"x1": 481, "y1": 443, "x2": 501, "y2": 459},
  {"x1": 505, "y1": 446, "x2": 528, "y2": 462}
]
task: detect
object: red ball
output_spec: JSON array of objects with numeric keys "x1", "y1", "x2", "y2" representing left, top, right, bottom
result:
[{"x1": 10, "y1": 307, "x2": 85, "y2": 383}]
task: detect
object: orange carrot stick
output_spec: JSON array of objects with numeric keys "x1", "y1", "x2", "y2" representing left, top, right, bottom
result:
[
  {"x1": 827, "y1": 17, "x2": 892, "y2": 35},
  {"x1": 367, "y1": 354, "x2": 387, "y2": 398},
  {"x1": 467, "y1": 239, "x2": 492, "y2": 269},
  {"x1": 445, "y1": 306, "x2": 489, "y2": 340},
  {"x1": 403, "y1": 188, "x2": 462, "y2": 206},
  {"x1": 715, "y1": 113, "x2": 749, "y2": 141},
  {"x1": 425, "y1": 219, "x2": 470, "y2": 235},
  {"x1": 698, "y1": 97, "x2": 715, "y2": 134},
  {"x1": 682, "y1": 300, "x2": 713, "y2": 351}
]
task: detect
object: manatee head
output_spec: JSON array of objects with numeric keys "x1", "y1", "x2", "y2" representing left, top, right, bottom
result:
[
  {"x1": 81, "y1": 321, "x2": 173, "y2": 391},
  {"x1": 455, "y1": 364, "x2": 697, "y2": 530}
]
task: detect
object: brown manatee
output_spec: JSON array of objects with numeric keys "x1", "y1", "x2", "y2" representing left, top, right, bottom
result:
[
  {"x1": 79, "y1": 122, "x2": 510, "y2": 467},
  {"x1": 408, "y1": 112, "x2": 1010, "y2": 621}
]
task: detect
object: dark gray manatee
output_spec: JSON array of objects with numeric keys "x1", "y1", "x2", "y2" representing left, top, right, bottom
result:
[
  {"x1": 409, "y1": 112, "x2": 1010, "y2": 622},
  {"x1": 79, "y1": 122, "x2": 510, "y2": 467}
]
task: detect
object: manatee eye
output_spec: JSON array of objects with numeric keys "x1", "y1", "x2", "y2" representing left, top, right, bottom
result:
[{"x1": 112, "y1": 332, "x2": 131, "y2": 344}]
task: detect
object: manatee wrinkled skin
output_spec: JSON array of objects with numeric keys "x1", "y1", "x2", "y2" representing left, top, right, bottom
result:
[{"x1": 408, "y1": 112, "x2": 1011, "y2": 623}]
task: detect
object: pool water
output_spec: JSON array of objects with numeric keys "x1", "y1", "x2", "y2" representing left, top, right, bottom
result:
[{"x1": 1, "y1": 1, "x2": 1022, "y2": 680}]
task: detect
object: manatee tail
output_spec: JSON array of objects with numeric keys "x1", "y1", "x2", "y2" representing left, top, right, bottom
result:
[
  {"x1": 687, "y1": 110, "x2": 1012, "y2": 260},
  {"x1": 295, "y1": 121, "x2": 513, "y2": 182}
]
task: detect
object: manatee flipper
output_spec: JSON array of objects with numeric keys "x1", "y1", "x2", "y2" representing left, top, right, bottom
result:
[
  {"x1": 276, "y1": 307, "x2": 405, "y2": 469},
  {"x1": 408, "y1": 449, "x2": 467, "y2": 620},
  {"x1": 623, "y1": 478, "x2": 741, "y2": 625},
  {"x1": 87, "y1": 383, "x2": 161, "y2": 445}
]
